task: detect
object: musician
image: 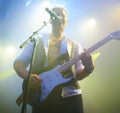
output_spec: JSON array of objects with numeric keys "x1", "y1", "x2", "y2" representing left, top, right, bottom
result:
[{"x1": 14, "y1": 6, "x2": 94, "y2": 113}]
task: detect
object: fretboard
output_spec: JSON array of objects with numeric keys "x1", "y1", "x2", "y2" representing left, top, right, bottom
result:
[{"x1": 58, "y1": 35, "x2": 112, "y2": 73}]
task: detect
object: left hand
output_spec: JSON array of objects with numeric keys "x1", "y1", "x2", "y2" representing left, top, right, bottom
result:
[{"x1": 81, "y1": 49, "x2": 94, "y2": 73}]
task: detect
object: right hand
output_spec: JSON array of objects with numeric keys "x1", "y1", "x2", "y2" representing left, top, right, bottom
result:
[{"x1": 29, "y1": 74, "x2": 42, "y2": 90}]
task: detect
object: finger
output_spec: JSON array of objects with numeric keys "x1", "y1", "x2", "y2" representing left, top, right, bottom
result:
[
  {"x1": 31, "y1": 77, "x2": 41, "y2": 86},
  {"x1": 29, "y1": 80, "x2": 39, "y2": 89}
]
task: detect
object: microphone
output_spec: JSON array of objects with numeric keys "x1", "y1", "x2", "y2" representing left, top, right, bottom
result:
[{"x1": 45, "y1": 8, "x2": 61, "y2": 20}]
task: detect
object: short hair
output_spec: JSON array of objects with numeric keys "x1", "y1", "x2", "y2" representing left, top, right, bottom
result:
[{"x1": 52, "y1": 6, "x2": 67, "y2": 15}]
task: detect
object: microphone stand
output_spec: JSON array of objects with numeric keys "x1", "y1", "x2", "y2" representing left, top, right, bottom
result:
[{"x1": 20, "y1": 18, "x2": 52, "y2": 113}]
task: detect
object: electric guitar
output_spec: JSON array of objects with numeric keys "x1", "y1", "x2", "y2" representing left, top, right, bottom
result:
[{"x1": 16, "y1": 30, "x2": 120, "y2": 106}]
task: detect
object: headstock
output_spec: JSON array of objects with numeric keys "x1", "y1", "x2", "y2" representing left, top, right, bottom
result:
[{"x1": 110, "y1": 30, "x2": 120, "y2": 40}]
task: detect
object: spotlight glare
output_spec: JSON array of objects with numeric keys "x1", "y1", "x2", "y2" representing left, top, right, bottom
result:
[
  {"x1": 88, "y1": 18, "x2": 96, "y2": 27},
  {"x1": 41, "y1": 1, "x2": 51, "y2": 10},
  {"x1": 0, "y1": 69, "x2": 15, "y2": 79},
  {"x1": 6, "y1": 46, "x2": 16, "y2": 57},
  {"x1": 25, "y1": 0, "x2": 32, "y2": 7},
  {"x1": 92, "y1": 52, "x2": 100, "y2": 62}
]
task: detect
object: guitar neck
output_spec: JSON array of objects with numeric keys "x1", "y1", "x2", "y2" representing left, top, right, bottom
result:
[
  {"x1": 59, "y1": 55, "x2": 81, "y2": 73},
  {"x1": 59, "y1": 35, "x2": 112, "y2": 73},
  {"x1": 88, "y1": 35, "x2": 112, "y2": 53}
]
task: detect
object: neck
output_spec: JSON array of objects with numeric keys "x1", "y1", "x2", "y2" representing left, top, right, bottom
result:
[
  {"x1": 50, "y1": 33, "x2": 64, "y2": 44},
  {"x1": 52, "y1": 26, "x2": 64, "y2": 37},
  {"x1": 51, "y1": 31, "x2": 64, "y2": 39}
]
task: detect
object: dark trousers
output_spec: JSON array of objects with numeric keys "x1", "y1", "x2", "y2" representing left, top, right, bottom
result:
[{"x1": 32, "y1": 93, "x2": 84, "y2": 113}]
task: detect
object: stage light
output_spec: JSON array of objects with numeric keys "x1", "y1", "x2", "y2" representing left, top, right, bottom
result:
[
  {"x1": 92, "y1": 52, "x2": 100, "y2": 62},
  {"x1": 88, "y1": 18, "x2": 96, "y2": 27},
  {"x1": 0, "y1": 69, "x2": 15, "y2": 80},
  {"x1": 6, "y1": 46, "x2": 16, "y2": 58},
  {"x1": 25, "y1": 0, "x2": 32, "y2": 7},
  {"x1": 40, "y1": 1, "x2": 51, "y2": 10}
]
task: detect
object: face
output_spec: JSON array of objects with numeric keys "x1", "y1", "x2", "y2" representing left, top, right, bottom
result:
[{"x1": 51, "y1": 7, "x2": 68, "y2": 32}]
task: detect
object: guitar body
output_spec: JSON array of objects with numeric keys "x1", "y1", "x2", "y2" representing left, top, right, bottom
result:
[{"x1": 22, "y1": 54, "x2": 72, "y2": 105}]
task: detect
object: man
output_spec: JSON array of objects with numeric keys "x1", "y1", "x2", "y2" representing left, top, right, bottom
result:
[{"x1": 14, "y1": 6, "x2": 94, "y2": 113}]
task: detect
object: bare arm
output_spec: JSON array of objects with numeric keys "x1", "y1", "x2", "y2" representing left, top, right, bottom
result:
[
  {"x1": 14, "y1": 60, "x2": 29, "y2": 79},
  {"x1": 14, "y1": 60, "x2": 41, "y2": 89}
]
